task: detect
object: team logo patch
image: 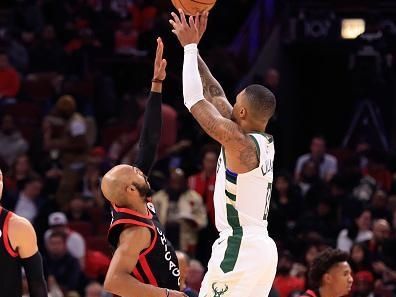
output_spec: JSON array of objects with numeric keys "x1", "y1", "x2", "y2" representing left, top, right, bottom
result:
[
  {"x1": 147, "y1": 202, "x2": 156, "y2": 213},
  {"x1": 212, "y1": 282, "x2": 229, "y2": 297}
]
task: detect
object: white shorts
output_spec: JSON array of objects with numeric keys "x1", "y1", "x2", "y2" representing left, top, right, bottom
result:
[{"x1": 198, "y1": 226, "x2": 278, "y2": 297}]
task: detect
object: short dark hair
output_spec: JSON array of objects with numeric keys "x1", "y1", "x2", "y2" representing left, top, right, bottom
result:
[
  {"x1": 48, "y1": 231, "x2": 67, "y2": 242},
  {"x1": 308, "y1": 248, "x2": 349, "y2": 289},
  {"x1": 244, "y1": 84, "x2": 276, "y2": 120}
]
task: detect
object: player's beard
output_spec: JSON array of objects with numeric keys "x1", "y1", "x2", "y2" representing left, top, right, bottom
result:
[{"x1": 133, "y1": 179, "x2": 152, "y2": 202}]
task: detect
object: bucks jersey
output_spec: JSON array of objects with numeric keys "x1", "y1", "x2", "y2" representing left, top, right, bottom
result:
[
  {"x1": 214, "y1": 133, "x2": 274, "y2": 233},
  {"x1": 199, "y1": 133, "x2": 278, "y2": 297}
]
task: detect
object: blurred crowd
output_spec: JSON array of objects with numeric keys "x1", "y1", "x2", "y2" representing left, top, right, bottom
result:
[{"x1": 0, "y1": 0, "x2": 396, "y2": 297}]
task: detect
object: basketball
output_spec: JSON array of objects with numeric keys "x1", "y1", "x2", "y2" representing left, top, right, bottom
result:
[{"x1": 171, "y1": 0, "x2": 216, "y2": 16}]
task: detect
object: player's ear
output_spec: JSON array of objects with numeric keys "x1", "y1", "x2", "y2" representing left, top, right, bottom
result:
[
  {"x1": 126, "y1": 184, "x2": 137, "y2": 194},
  {"x1": 323, "y1": 272, "x2": 332, "y2": 285},
  {"x1": 240, "y1": 107, "x2": 247, "y2": 118}
]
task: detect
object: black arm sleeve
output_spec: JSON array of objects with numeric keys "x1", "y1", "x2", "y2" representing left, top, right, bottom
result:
[
  {"x1": 133, "y1": 91, "x2": 162, "y2": 176},
  {"x1": 21, "y1": 251, "x2": 48, "y2": 297}
]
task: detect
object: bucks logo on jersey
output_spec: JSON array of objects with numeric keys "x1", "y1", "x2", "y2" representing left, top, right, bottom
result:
[{"x1": 211, "y1": 282, "x2": 229, "y2": 297}]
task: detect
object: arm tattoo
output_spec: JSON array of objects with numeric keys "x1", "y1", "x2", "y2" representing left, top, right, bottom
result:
[
  {"x1": 198, "y1": 55, "x2": 233, "y2": 119},
  {"x1": 209, "y1": 85, "x2": 223, "y2": 97},
  {"x1": 191, "y1": 100, "x2": 259, "y2": 171},
  {"x1": 238, "y1": 144, "x2": 259, "y2": 171}
]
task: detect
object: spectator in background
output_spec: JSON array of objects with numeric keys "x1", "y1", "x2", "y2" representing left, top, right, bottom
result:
[
  {"x1": 0, "y1": 29, "x2": 29, "y2": 74},
  {"x1": 366, "y1": 219, "x2": 391, "y2": 258},
  {"x1": 5, "y1": 154, "x2": 38, "y2": 192},
  {"x1": 109, "y1": 0, "x2": 133, "y2": 19},
  {"x1": 30, "y1": 24, "x2": 65, "y2": 73},
  {"x1": 362, "y1": 151, "x2": 392, "y2": 193},
  {"x1": 264, "y1": 68, "x2": 280, "y2": 93},
  {"x1": 269, "y1": 172, "x2": 303, "y2": 241},
  {"x1": 84, "y1": 250, "x2": 110, "y2": 283},
  {"x1": 107, "y1": 130, "x2": 138, "y2": 165},
  {"x1": 12, "y1": 176, "x2": 44, "y2": 223},
  {"x1": 44, "y1": 95, "x2": 89, "y2": 209},
  {"x1": 337, "y1": 208, "x2": 373, "y2": 253},
  {"x1": 44, "y1": 231, "x2": 84, "y2": 293},
  {"x1": 129, "y1": 0, "x2": 157, "y2": 33},
  {"x1": 274, "y1": 251, "x2": 305, "y2": 297},
  {"x1": 135, "y1": 90, "x2": 177, "y2": 160},
  {"x1": 290, "y1": 244, "x2": 321, "y2": 281},
  {"x1": 351, "y1": 271, "x2": 379, "y2": 297},
  {"x1": 0, "y1": 114, "x2": 28, "y2": 167},
  {"x1": 176, "y1": 251, "x2": 198, "y2": 297},
  {"x1": 20, "y1": 30, "x2": 36, "y2": 54},
  {"x1": 185, "y1": 259, "x2": 205, "y2": 293},
  {"x1": 188, "y1": 146, "x2": 218, "y2": 226},
  {"x1": 296, "y1": 197, "x2": 340, "y2": 241},
  {"x1": 370, "y1": 190, "x2": 392, "y2": 222},
  {"x1": 295, "y1": 136, "x2": 338, "y2": 183},
  {"x1": 349, "y1": 243, "x2": 372, "y2": 273},
  {"x1": 45, "y1": 212, "x2": 86, "y2": 267},
  {"x1": 80, "y1": 161, "x2": 101, "y2": 202},
  {"x1": 296, "y1": 160, "x2": 327, "y2": 210},
  {"x1": 66, "y1": 194, "x2": 91, "y2": 222},
  {"x1": 114, "y1": 19, "x2": 139, "y2": 56},
  {"x1": 152, "y1": 168, "x2": 207, "y2": 255},
  {"x1": 64, "y1": 27, "x2": 102, "y2": 75},
  {"x1": 0, "y1": 51, "x2": 21, "y2": 104},
  {"x1": 188, "y1": 146, "x2": 218, "y2": 265}
]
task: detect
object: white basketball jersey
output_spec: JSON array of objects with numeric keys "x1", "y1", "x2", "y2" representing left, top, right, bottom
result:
[{"x1": 214, "y1": 133, "x2": 275, "y2": 233}]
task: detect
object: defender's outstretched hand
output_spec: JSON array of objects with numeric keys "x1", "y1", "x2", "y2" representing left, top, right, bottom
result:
[
  {"x1": 169, "y1": 9, "x2": 200, "y2": 47},
  {"x1": 153, "y1": 37, "x2": 167, "y2": 81}
]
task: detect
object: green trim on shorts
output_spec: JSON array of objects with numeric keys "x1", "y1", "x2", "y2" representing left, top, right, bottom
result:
[{"x1": 220, "y1": 204, "x2": 243, "y2": 273}]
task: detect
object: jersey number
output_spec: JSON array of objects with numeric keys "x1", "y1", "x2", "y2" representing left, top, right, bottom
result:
[{"x1": 263, "y1": 182, "x2": 272, "y2": 220}]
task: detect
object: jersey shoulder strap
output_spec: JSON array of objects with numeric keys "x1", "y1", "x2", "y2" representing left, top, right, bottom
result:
[
  {"x1": 108, "y1": 205, "x2": 155, "y2": 249},
  {"x1": 248, "y1": 133, "x2": 274, "y2": 164}
]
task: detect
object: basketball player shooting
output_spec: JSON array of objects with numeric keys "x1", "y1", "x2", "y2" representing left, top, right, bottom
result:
[
  {"x1": 102, "y1": 38, "x2": 187, "y2": 297},
  {"x1": 170, "y1": 10, "x2": 278, "y2": 297},
  {"x1": 0, "y1": 169, "x2": 47, "y2": 297}
]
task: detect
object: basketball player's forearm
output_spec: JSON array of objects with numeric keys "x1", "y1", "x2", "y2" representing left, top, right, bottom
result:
[
  {"x1": 197, "y1": 55, "x2": 232, "y2": 119},
  {"x1": 21, "y1": 252, "x2": 48, "y2": 297},
  {"x1": 190, "y1": 100, "x2": 235, "y2": 145},
  {"x1": 133, "y1": 90, "x2": 162, "y2": 176},
  {"x1": 104, "y1": 274, "x2": 166, "y2": 297},
  {"x1": 183, "y1": 45, "x2": 239, "y2": 145}
]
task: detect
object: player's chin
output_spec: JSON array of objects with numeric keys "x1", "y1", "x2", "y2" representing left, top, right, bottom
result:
[{"x1": 344, "y1": 285, "x2": 353, "y2": 294}]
